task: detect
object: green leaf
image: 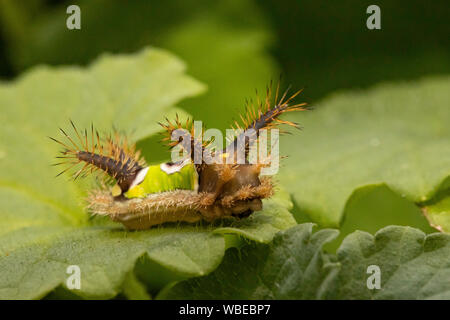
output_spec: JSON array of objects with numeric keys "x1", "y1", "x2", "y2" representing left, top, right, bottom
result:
[
  {"x1": 121, "y1": 270, "x2": 151, "y2": 300},
  {"x1": 422, "y1": 178, "x2": 450, "y2": 233},
  {"x1": 0, "y1": 48, "x2": 295, "y2": 299},
  {"x1": 0, "y1": 47, "x2": 204, "y2": 235},
  {"x1": 325, "y1": 226, "x2": 450, "y2": 299},
  {"x1": 159, "y1": 224, "x2": 337, "y2": 299},
  {"x1": 161, "y1": 224, "x2": 450, "y2": 299},
  {"x1": 0, "y1": 197, "x2": 295, "y2": 299},
  {"x1": 279, "y1": 76, "x2": 450, "y2": 228},
  {"x1": 323, "y1": 184, "x2": 436, "y2": 252},
  {"x1": 423, "y1": 197, "x2": 450, "y2": 233},
  {"x1": 0, "y1": 225, "x2": 225, "y2": 299},
  {"x1": 132, "y1": 190, "x2": 297, "y2": 294}
]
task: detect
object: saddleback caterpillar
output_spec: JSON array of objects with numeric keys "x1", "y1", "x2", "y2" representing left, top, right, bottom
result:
[{"x1": 51, "y1": 84, "x2": 307, "y2": 229}]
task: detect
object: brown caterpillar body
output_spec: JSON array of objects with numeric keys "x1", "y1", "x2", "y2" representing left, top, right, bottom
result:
[
  {"x1": 52, "y1": 84, "x2": 307, "y2": 229},
  {"x1": 88, "y1": 177, "x2": 273, "y2": 229}
]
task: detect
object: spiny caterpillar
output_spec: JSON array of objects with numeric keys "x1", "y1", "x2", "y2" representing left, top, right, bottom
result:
[{"x1": 51, "y1": 84, "x2": 307, "y2": 230}]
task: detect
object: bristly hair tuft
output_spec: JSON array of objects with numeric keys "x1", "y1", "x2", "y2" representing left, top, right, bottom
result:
[
  {"x1": 50, "y1": 121, "x2": 146, "y2": 192},
  {"x1": 158, "y1": 83, "x2": 308, "y2": 165},
  {"x1": 227, "y1": 81, "x2": 308, "y2": 159},
  {"x1": 158, "y1": 114, "x2": 214, "y2": 162},
  {"x1": 231, "y1": 81, "x2": 308, "y2": 136}
]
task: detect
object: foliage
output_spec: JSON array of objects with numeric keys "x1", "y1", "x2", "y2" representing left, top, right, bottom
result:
[
  {"x1": 0, "y1": 49, "x2": 295, "y2": 299},
  {"x1": 162, "y1": 224, "x2": 450, "y2": 300},
  {"x1": 0, "y1": 0, "x2": 448, "y2": 300}
]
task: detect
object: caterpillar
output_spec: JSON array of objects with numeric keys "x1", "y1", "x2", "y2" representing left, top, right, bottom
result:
[{"x1": 51, "y1": 84, "x2": 307, "y2": 230}]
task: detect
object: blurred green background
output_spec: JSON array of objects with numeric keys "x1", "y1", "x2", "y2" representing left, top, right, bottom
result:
[
  {"x1": 1, "y1": 0, "x2": 449, "y2": 112},
  {"x1": 0, "y1": 0, "x2": 448, "y2": 240}
]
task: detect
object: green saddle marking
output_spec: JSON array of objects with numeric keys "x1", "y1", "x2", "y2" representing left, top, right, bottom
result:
[{"x1": 125, "y1": 162, "x2": 197, "y2": 199}]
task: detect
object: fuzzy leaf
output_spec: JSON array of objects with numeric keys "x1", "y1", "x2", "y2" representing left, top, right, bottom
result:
[
  {"x1": 279, "y1": 77, "x2": 450, "y2": 228},
  {"x1": 0, "y1": 47, "x2": 204, "y2": 236},
  {"x1": 162, "y1": 224, "x2": 450, "y2": 299},
  {"x1": 323, "y1": 226, "x2": 450, "y2": 299},
  {"x1": 422, "y1": 179, "x2": 450, "y2": 233},
  {"x1": 0, "y1": 226, "x2": 225, "y2": 299},
  {"x1": 423, "y1": 198, "x2": 450, "y2": 233},
  {"x1": 0, "y1": 48, "x2": 296, "y2": 299}
]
